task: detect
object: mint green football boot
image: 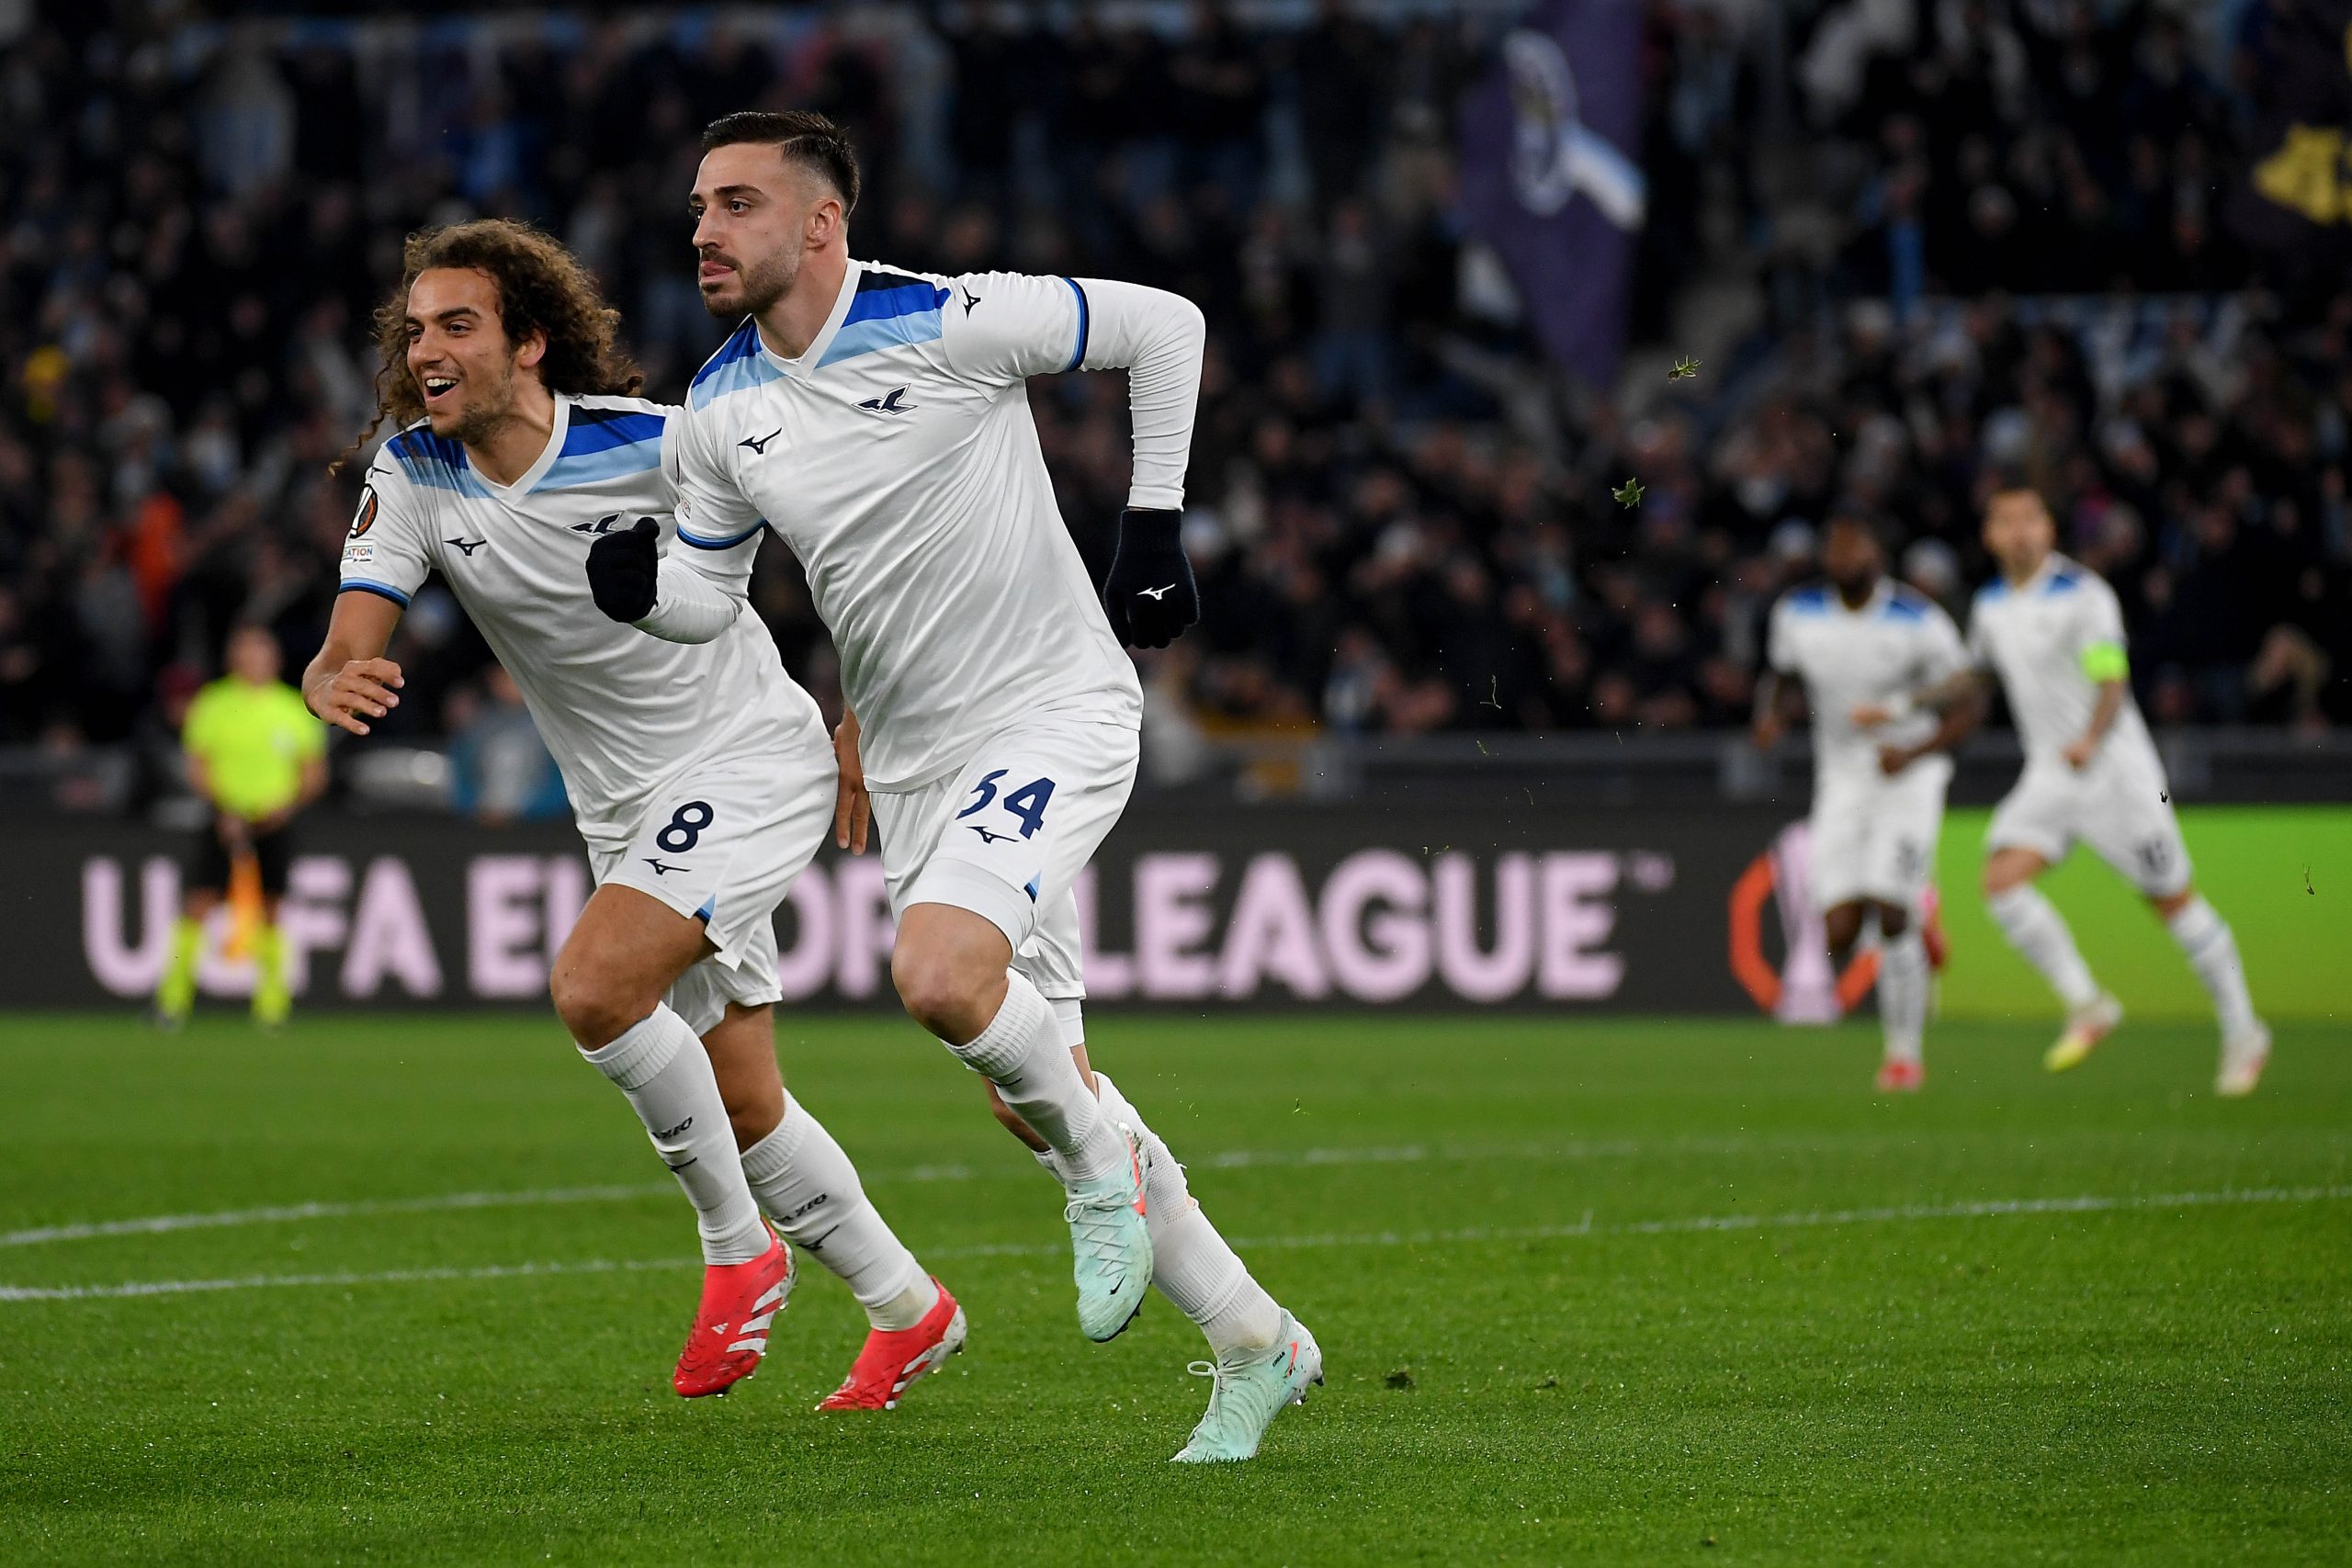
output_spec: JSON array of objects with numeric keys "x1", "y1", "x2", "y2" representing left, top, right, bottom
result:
[
  {"x1": 1171, "y1": 1311, "x2": 1323, "y2": 1463},
  {"x1": 1065, "y1": 1125, "x2": 1154, "y2": 1342}
]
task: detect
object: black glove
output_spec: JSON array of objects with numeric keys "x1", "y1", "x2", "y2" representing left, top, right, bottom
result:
[
  {"x1": 1102, "y1": 507, "x2": 1198, "y2": 649},
  {"x1": 585, "y1": 517, "x2": 660, "y2": 622}
]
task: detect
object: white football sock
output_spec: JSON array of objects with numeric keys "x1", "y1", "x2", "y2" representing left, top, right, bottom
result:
[
  {"x1": 1877, "y1": 928, "x2": 1928, "y2": 1066},
  {"x1": 739, "y1": 1093, "x2": 935, "y2": 1331},
  {"x1": 947, "y1": 971, "x2": 1123, "y2": 1183},
  {"x1": 580, "y1": 1005, "x2": 769, "y2": 1265},
  {"x1": 1986, "y1": 885, "x2": 2101, "y2": 1012},
  {"x1": 2165, "y1": 896, "x2": 2260, "y2": 1042},
  {"x1": 1091, "y1": 1072, "x2": 1283, "y2": 1357}
]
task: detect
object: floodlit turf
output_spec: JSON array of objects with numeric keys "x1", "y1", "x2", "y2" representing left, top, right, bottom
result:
[{"x1": 0, "y1": 1010, "x2": 2345, "y2": 1566}]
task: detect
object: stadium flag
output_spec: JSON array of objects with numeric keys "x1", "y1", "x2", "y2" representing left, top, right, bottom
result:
[
  {"x1": 2227, "y1": 0, "x2": 2352, "y2": 286},
  {"x1": 1457, "y1": 0, "x2": 1647, "y2": 389}
]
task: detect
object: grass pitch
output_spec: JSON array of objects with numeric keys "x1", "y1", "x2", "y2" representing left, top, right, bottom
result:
[{"x1": 0, "y1": 1009, "x2": 2345, "y2": 1566}]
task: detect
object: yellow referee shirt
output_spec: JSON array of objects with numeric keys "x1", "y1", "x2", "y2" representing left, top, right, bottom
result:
[{"x1": 182, "y1": 678, "x2": 324, "y2": 822}]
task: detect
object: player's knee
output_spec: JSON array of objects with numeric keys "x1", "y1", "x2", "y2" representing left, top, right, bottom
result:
[
  {"x1": 892, "y1": 943, "x2": 979, "y2": 1037},
  {"x1": 890, "y1": 919, "x2": 1006, "y2": 1039},
  {"x1": 548, "y1": 959, "x2": 651, "y2": 1051}
]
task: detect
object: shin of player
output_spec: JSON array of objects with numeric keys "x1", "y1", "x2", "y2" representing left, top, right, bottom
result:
[
  {"x1": 1758, "y1": 511, "x2": 1974, "y2": 1091},
  {"x1": 838, "y1": 716, "x2": 1314, "y2": 1460},
  {"x1": 1898, "y1": 487, "x2": 2269, "y2": 1095},
  {"x1": 306, "y1": 220, "x2": 955, "y2": 1404}
]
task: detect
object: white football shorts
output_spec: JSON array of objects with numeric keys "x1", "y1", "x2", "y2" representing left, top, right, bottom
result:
[
  {"x1": 867, "y1": 705, "x2": 1139, "y2": 1041},
  {"x1": 1809, "y1": 755, "x2": 1951, "y2": 909},
  {"x1": 592, "y1": 728, "x2": 835, "y2": 1035},
  {"x1": 1986, "y1": 745, "x2": 2191, "y2": 898}
]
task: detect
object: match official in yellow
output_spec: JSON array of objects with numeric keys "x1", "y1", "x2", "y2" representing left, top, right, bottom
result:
[{"x1": 155, "y1": 625, "x2": 328, "y2": 1029}]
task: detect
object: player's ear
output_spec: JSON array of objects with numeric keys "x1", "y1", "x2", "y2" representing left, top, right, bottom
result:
[
  {"x1": 513, "y1": 330, "x2": 547, "y2": 373},
  {"x1": 807, "y1": 197, "x2": 842, "y2": 250}
]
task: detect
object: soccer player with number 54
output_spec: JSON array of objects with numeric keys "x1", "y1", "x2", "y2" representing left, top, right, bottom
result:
[
  {"x1": 586, "y1": 110, "x2": 1318, "y2": 1462},
  {"x1": 303, "y1": 219, "x2": 962, "y2": 1413}
]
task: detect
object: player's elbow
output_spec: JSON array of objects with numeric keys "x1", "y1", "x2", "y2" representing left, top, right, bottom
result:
[{"x1": 1167, "y1": 294, "x2": 1207, "y2": 359}]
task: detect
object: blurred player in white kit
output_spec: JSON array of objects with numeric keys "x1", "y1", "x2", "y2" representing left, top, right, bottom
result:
[
  {"x1": 302, "y1": 220, "x2": 963, "y2": 1411},
  {"x1": 583, "y1": 111, "x2": 1317, "y2": 1461},
  {"x1": 1757, "y1": 510, "x2": 1980, "y2": 1090},
  {"x1": 1887, "y1": 486, "x2": 2269, "y2": 1096}
]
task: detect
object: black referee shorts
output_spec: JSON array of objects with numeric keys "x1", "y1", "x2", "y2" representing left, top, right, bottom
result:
[{"x1": 185, "y1": 819, "x2": 296, "y2": 898}]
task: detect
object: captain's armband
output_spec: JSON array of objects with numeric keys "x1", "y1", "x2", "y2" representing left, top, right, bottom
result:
[{"x1": 2079, "y1": 640, "x2": 2128, "y2": 682}]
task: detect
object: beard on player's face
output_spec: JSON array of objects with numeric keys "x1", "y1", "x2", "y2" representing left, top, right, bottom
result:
[
  {"x1": 700, "y1": 243, "x2": 797, "y2": 320},
  {"x1": 417, "y1": 352, "x2": 518, "y2": 445}
]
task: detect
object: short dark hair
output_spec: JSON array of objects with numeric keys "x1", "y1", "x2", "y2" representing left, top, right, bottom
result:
[{"x1": 702, "y1": 110, "x2": 861, "y2": 214}]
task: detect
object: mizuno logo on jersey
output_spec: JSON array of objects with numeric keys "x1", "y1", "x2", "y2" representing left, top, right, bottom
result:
[
  {"x1": 570, "y1": 513, "x2": 626, "y2": 535},
  {"x1": 447, "y1": 537, "x2": 486, "y2": 557},
  {"x1": 643, "y1": 858, "x2": 688, "y2": 875},
  {"x1": 959, "y1": 286, "x2": 981, "y2": 315},
  {"x1": 740, "y1": 428, "x2": 782, "y2": 454},
  {"x1": 967, "y1": 824, "x2": 1016, "y2": 845},
  {"x1": 858, "y1": 387, "x2": 914, "y2": 415}
]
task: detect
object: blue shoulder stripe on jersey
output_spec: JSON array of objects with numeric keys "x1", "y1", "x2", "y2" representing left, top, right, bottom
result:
[
  {"x1": 536, "y1": 440, "x2": 662, "y2": 492},
  {"x1": 691, "y1": 321, "x2": 760, "y2": 385},
  {"x1": 1063, "y1": 277, "x2": 1090, "y2": 372},
  {"x1": 842, "y1": 280, "x2": 947, "y2": 325},
  {"x1": 855, "y1": 265, "x2": 935, "y2": 296},
  {"x1": 688, "y1": 321, "x2": 785, "y2": 411},
  {"x1": 818, "y1": 281, "x2": 950, "y2": 369},
  {"x1": 562, "y1": 408, "x2": 666, "y2": 455},
  {"x1": 2043, "y1": 567, "x2": 2083, "y2": 595},
  {"x1": 387, "y1": 428, "x2": 492, "y2": 498},
  {"x1": 1975, "y1": 578, "x2": 2009, "y2": 603},
  {"x1": 1785, "y1": 584, "x2": 1830, "y2": 614},
  {"x1": 1882, "y1": 587, "x2": 1928, "y2": 622},
  {"x1": 339, "y1": 579, "x2": 413, "y2": 608},
  {"x1": 533, "y1": 407, "x2": 665, "y2": 491},
  {"x1": 676, "y1": 518, "x2": 765, "y2": 550}
]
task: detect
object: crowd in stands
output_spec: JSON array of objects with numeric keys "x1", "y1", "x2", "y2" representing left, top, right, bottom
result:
[{"x1": 1, "y1": 1, "x2": 2343, "y2": 795}]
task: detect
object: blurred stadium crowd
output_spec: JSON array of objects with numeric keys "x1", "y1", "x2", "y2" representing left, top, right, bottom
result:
[{"x1": 1, "y1": 2, "x2": 2345, "y2": 796}]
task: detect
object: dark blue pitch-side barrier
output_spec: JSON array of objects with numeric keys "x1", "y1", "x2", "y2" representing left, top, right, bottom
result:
[{"x1": 5, "y1": 806, "x2": 1796, "y2": 1011}]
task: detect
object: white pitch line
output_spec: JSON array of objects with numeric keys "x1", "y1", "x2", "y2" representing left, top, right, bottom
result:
[
  {"x1": 0, "y1": 1140, "x2": 1686, "y2": 1250},
  {"x1": 0, "y1": 1183, "x2": 671, "y2": 1249},
  {"x1": 5, "y1": 1184, "x2": 2344, "y2": 1305},
  {"x1": 10, "y1": 1129, "x2": 2346, "y2": 1251}
]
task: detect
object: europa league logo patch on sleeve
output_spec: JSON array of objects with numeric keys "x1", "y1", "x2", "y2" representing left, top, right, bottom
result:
[{"x1": 349, "y1": 486, "x2": 379, "y2": 538}]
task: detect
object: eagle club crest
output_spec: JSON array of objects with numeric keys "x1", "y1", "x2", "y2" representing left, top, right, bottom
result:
[{"x1": 348, "y1": 486, "x2": 379, "y2": 538}]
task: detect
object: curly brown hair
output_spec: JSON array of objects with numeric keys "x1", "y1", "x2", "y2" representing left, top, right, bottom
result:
[{"x1": 339, "y1": 219, "x2": 642, "y2": 469}]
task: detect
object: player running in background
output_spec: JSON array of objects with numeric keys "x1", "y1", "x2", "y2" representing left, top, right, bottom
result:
[
  {"x1": 586, "y1": 110, "x2": 1317, "y2": 1461},
  {"x1": 1756, "y1": 511, "x2": 1979, "y2": 1091},
  {"x1": 1890, "y1": 486, "x2": 2269, "y2": 1096},
  {"x1": 155, "y1": 624, "x2": 326, "y2": 1031},
  {"x1": 304, "y1": 220, "x2": 962, "y2": 1409}
]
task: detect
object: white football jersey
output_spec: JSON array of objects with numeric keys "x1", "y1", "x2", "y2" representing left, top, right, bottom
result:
[
  {"x1": 1768, "y1": 578, "x2": 1968, "y2": 784},
  {"x1": 339, "y1": 394, "x2": 824, "y2": 851},
  {"x1": 670, "y1": 259, "x2": 1202, "y2": 792},
  {"x1": 1966, "y1": 554, "x2": 2159, "y2": 770}
]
